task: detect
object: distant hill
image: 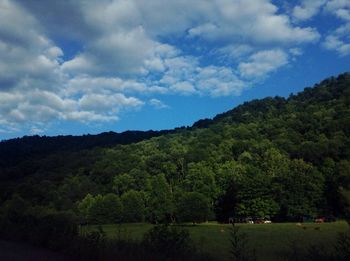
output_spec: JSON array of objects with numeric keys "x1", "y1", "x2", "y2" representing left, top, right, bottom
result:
[{"x1": 0, "y1": 129, "x2": 177, "y2": 167}]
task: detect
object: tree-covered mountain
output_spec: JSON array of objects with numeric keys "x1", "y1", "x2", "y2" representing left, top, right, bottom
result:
[
  {"x1": 0, "y1": 129, "x2": 178, "y2": 168},
  {"x1": 1, "y1": 73, "x2": 350, "y2": 226}
]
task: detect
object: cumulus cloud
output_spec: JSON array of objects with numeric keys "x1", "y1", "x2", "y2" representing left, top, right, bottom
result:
[
  {"x1": 238, "y1": 49, "x2": 289, "y2": 79},
  {"x1": 65, "y1": 76, "x2": 147, "y2": 96},
  {"x1": 0, "y1": 0, "x2": 63, "y2": 91},
  {"x1": 322, "y1": 0, "x2": 350, "y2": 56},
  {"x1": 149, "y1": 98, "x2": 169, "y2": 109},
  {"x1": 63, "y1": 111, "x2": 119, "y2": 123},
  {"x1": 326, "y1": 0, "x2": 350, "y2": 21},
  {"x1": 323, "y1": 34, "x2": 350, "y2": 55},
  {"x1": 30, "y1": 126, "x2": 46, "y2": 135},
  {"x1": 0, "y1": 89, "x2": 143, "y2": 129},
  {"x1": 214, "y1": 44, "x2": 254, "y2": 60},
  {"x1": 170, "y1": 82, "x2": 197, "y2": 95},
  {"x1": 293, "y1": 0, "x2": 327, "y2": 21},
  {"x1": 158, "y1": 56, "x2": 246, "y2": 96},
  {"x1": 79, "y1": 93, "x2": 143, "y2": 113},
  {"x1": 0, "y1": 0, "x2": 328, "y2": 134},
  {"x1": 184, "y1": 0, "x2": 320, "y2": 44},
  {"x1": 16, "y1": 0, "x2": 320, "y2": 80}
]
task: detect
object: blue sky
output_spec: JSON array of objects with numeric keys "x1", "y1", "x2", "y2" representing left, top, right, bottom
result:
[{"x1": 0, "y1": 0, "x2": 349, "y2": 140}]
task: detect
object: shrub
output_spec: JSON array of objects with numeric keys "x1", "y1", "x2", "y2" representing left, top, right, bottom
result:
[{"x1": 142, "y1": 224, "x2": 194, "y2": 260}]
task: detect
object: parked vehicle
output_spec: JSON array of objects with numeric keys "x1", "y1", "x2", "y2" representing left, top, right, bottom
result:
[
  {"x1": 246, "y1": 217, "x2": 254, "y2": 224},
  {"x1": 314, "y1": 217, "x2": 325, "y2": 223},
  {"x1": 254, "y1": 218, "x2": 264, "y2": 224}
]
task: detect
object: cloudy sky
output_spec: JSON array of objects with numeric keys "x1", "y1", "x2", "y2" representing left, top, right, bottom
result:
[{"x1": 0, "y1": 0, "x2": 349, "y2": 140}]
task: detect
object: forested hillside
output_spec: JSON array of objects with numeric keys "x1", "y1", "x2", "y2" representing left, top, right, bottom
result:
[
  {"x1": 1, "y1": 73, "x2": 350, "y2": 226},
  {"x1": 0, "y1": 129, "x2": 176, "y2": 168}
]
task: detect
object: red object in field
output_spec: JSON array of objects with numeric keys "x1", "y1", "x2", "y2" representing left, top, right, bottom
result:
[
  {"x1": 314, "y1": 217, "x2": 325, "y2": 223},
  {"x1": 254, "y1": 218, "x2": 264, "y2": 224}
]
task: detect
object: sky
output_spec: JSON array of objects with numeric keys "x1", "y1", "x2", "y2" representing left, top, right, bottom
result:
[{"x1": 0, "y1": 0, "x2": 349, "y2": 140}]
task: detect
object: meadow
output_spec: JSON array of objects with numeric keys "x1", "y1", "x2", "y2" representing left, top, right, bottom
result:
[{"x1": 83, "y1": 221, "x2": 349, "y2": 261}]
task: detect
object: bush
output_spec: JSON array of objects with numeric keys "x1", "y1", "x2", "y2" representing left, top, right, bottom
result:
[{"x1": 142, "y1": 225, "x2": 194, "y2": 260}]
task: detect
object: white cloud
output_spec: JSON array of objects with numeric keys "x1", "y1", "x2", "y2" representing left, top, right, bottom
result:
[
  {"x1": 323, "y1": 34, "x2": 350, "y2": 55},
  {"x1": 28, "y1": 0, "x2": 320, "y2": 81},
  {"x1": 323, "y1": 0, "x2": 350, "y2": 56},
  {"x1": 293, "y1": 0, "x2": 327, "y2": 21},
  {"x1": 156, "y1": 55, "x2": 246, "y2": 96},
  {"x1": 325, "y1": 0, "x2": 350, "y2": 13},
  {"x1": 0, "y1": 89, "x2": 143, "y2": 128},
  {"x1": 196, "y1": 66, "x2": 245, "y2": 96},
  {"x1": 289, "y1": 48, "x2": 303, "y2": 57},
  {"x1": 64, "y1": 26, "x2": 159, "y2": 77},
  {"x1": 149, "y1": 98, "x2": 169, "y2": 109},
  {"x1": 238, "y1": 49, "x2": 289, "y2": 78},
  {"x1": 79, "y1": 93, "x2": 143, "y2": 113},
  {"x1": 188, "y1": 23, "x2": 218, "y2": 38},
  {"x1": 184, "y1": 0, "x2": 320, "y2": 44},
  {"x1": 325, "y1": 0, "x2": 350, "y2": 21},
  {"x1": 170, "y1": 81, "x2": 197, "y2": 95},
  {"x1": 0, "y1": 0, "x2": 63, "y2": 91},
  {"x1": 214, "y1": 44, "x2": 254, "y2": 60},
  {"x1": 0, "y1": 0, "x2": 328, "y2": 133},
  {"x1": 63, "y1": 111, "x2": 119, "y2": 123},
  {"x1": 65, "y1": 76, "x2": 147, "y2": 96},
  {"x1": 30, "y1": 126, "x2": 46, "y2": 135}
]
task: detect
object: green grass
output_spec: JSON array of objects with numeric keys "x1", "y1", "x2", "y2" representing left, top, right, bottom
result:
[{"x1": 82, "y1": 221, "x2": 349, "y2": 261}]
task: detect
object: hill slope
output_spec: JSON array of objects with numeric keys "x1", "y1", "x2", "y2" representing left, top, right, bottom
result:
[{"x1": 0, "y1": 72, "x2": 349, "y2": 224}]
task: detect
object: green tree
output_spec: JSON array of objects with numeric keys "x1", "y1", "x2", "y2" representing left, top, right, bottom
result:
[
  {"x1": 77, "y1": 193, "x2": 95, "y2": 222},
  {"x1": 277, "y1": 159, "x2": 324, "y2": 219},
  {"x1": 176, "y1": 192, "x2": 211, "y2": 223},
  {"x1": 215, "y1": 181, "x2": 238, "y2": 223},
  {"x1": 236, "y1": 198, "x2": 279, "y2": 218},
  {"x1": 89, "y1": 194, "x2": 123, "y2": 224},
  {"x1": 2, "y1": 194, "x2": 30, "y2": 222},
  {"x1": 183, "y1": 162, "x2": 218, "y2": 200},
  {"x1": 148, "y1": 174, "x2": 173, "y2": 223},
  {"x1": 121, "y1": 190, "x2": 145, "y2": 222},
  {"x1": 113, "y1": 174, "x2": 135, "y2": 196},
  {"x1": 262, "y1": 148, "x2": 289, "y2": 177}
]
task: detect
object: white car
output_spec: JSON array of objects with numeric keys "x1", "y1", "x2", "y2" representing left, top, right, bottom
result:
[{"x1": 264, "y1": 220, "x2": 272, "y2": 224}]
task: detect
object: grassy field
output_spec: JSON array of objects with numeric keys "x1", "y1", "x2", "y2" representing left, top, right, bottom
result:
[{"x1": 83, "y1": 221, "x2": 349, "y2": 261}]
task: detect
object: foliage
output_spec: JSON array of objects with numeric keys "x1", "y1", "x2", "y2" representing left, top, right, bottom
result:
[
  {"x1": 148, "y1": 174, "x2": 174, "y2": 223},
  {"x1": 113, "y1": 174, "x2": 136, "y2": 196},
  {"x1": 88, "y1": 194, "x2": 123, "y2": 224},
  {"x1": 121, "y1": 190, "x2": 145, "y2": 222},
  {"x1": 176, "y1": 192, "x2": 211, "y2": 223},
  {"x1": 142, "y1": 225, "x2": 194, "y2": 260},
  {"x1": 0, "y1": 196, "x2": 79, "y2": 252},
  {"x1": 78, "y1": 193, "x2": 95, "y2": 222},
  {"x1": 215, "y1": 179, "x2": 238, "y2": 223},
  {"x1": 339, "y1": 188, "x2": 350, "y2": 225}
]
